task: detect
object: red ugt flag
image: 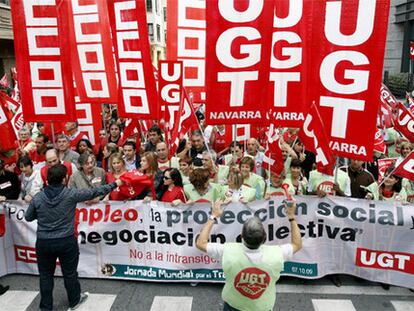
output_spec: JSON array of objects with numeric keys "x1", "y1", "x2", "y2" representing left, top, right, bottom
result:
[
  {"x1": 0, "y1": 99, "x2": 18, "y2": 151},
  {"x1": 373, "y1": 129, "x2": 386, "y2": 154},
  {"x1": 299, "y1": 104, "x2": 335, "y2": 176},
  {"x1": 394, "y1": 152, "x2": 414, "y2": 181},
  {"x1": 169, "y1": 90, "x2": 198, "y2": 156},
  {"x1": 261, "y1": 124, "x2": 284, "y2": 177},
  {"x1": 394, "y1": 101, "x2": 414, "y2": 141}
]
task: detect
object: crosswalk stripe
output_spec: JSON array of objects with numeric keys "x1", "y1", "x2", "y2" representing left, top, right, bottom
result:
[
  {"x1": 277, "y1": 284, "x2": 412, "y2": 296},
  {"x1": 391, "y1": 300, "x2": 414, "y2": 311},
  {"x1": 312, "y1": 299, "x2": 356, "y2": 311},
  {"x1": 150, "y1": 296, "x2": 193, "y2": 311},
  {"x1": 74, "y1": 293, "x2": 117, "y2": 311},
  {"x1": 0, "y1": 290, "x2": 39, "y2": 311}
]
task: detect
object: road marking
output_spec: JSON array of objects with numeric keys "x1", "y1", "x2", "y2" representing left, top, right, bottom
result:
[
  {"x1": 0, "y1": 290, "x2": 38, "y2": 311},
  {"x1": 150, "y1": 296, "x2": 193, "y2": 311},
  {"x1": 75, "y1": 294, "x2": 116, "y2": 311},
  {"x1": 277, "y1": 284, "x2": 412, "y2": 296},
  {"x1": 312, "y1": 299, "x2": 356, "y2": 311},
  {"x1": 391, "y1": 300, "x2": 414, "y2": 311}
]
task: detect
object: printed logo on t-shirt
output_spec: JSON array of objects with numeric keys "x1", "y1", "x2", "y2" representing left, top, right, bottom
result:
[
  {"x1": 0, "y1": 181, "x2": 12, "y2": 190},
  {"x1": 233, "y1": 267, "x2": 270, "y2": 299},
  {"x1": 270, "y1": 191, "x2": 284, "y2": 196},
  {"x1": 317, "y1": 181, "x2": 335, "y2": 195},
  {"x1": 91, "y1": 177, "x2": 102, "y2": 184}
]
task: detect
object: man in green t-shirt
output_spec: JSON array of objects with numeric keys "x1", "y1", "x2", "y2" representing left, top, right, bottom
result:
[{"x1": 196, "y1": 200, "x2": 302, "y2": 311}]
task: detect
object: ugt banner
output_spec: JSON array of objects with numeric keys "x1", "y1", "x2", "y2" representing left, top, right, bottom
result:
[
  {"x1": 158, "y1": 61, "x2": 183, "y2": 128},
  {"x1": 308, "y1": 0, "x2": 390, "y2": 161},
  {"x1": 205, "y1": 0, "x2": 274, "y2": 125},
  {"x1": 268, "y1": 0, "x2": 313, "y2": 127},
  {"x1": 1, "y1": 196, "x2": 413, "y2": 289},
  {"x1": 167, "y1": 0, "x2": 206, "y2": 104},
  {"x1": 10, "y1": 0, "x2": 77, "y2": 122}
]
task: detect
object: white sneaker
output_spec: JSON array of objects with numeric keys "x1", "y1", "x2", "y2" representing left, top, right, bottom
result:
[{"x1": 68, "y1": 292, "x2": 89, "y2": 310}]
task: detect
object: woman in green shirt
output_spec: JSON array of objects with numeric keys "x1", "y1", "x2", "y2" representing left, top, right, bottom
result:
[
  {"x1": 366, "y1": 166, "x2": 407, "y2": 202},
  {"x1": 239, "y1": 156, "x2": 265, "y2": 199},
  {"x1": 184, "y1": 168, "x2": 224, "y2": 203},
  {"x1": 223, "y1": 169, "x2": 256, "y2": 203}
]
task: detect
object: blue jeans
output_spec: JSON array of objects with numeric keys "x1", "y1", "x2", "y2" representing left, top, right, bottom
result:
[{"x1": 36, "y1": 236, "x2": 81, "y2": 310}]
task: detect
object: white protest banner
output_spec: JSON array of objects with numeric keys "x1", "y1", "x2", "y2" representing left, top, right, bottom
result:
[{"x1": 1, "y1": 196, "x2": 413, "y2": 288}]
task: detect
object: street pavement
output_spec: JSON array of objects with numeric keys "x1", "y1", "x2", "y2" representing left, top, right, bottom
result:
[{"x1": 0, "y1": 274, "x2": 413, "y2": 311}]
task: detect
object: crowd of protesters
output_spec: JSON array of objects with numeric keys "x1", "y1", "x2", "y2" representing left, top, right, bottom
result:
[
  {"x1": 1, "y1": 104, "x2": 413, "y2": 207},
  {"x1": 0, "y1": 105, "x2": 413, "y2": 303}
]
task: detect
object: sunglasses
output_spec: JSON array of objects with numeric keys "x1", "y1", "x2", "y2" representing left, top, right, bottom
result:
[{"x1": 163, "y1": 176, "x2": 171, "y2": 180}]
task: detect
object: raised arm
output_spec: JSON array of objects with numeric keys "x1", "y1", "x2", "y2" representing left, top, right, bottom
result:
[
  {"x1": 73, "y1": 180, "x2": 122, "y2": 203},
  {"x1": 196, "y1": 201, "x2": 224, "y2": 252},
  {"x1": 285, "y1": 199, "x2": 302, "y2": 254}
]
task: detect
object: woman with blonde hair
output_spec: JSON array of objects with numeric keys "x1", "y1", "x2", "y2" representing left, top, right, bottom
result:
[
  {"x1": 105, "y1": 153, "x2": 128, "y2": 201},
  {"x1": 140, "y1": 152, "x2": 163, "y2": 200},
  {"x1": 223, "y1": 168, "x2": 256, "y2": 203}
]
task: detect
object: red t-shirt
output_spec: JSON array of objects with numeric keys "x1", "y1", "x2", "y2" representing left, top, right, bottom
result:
[
  {"x1": 161, "y1": 186, "x2": 186, "y2": 203},
  {"x1": 29, "y1": 149, "x2": 46, "y2": 165},
  {"x1": 106, "y1": 172, "x2": 130, "y2": 201},
  {"x1": 212, "y1": 129, "x2": 228, "y2": 153}
]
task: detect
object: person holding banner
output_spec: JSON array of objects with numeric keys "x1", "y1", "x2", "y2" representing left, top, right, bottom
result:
[
  {"x1": 239, "y1": 157, "x2": 266, "y2": 199},
  {"x1": 307, "y1": 167, "x2": 351, "y2": 198},
  {"x1": 265, "y1": 170, "x2": 295, "y2": 198},
  {"x1": 365, "y1": 166, "x2": 407, "y2": 202},
  {"x1": 69, "y1": 153, "x2": 107, "y2": 204},
  {"x1": 0, "y1": 197, "x2": 9, "y2": 296},
  {"x1": 159, "y1": 168, "x2": 186, "y2": 204},
  {"x1": 222, "y1": 169, "x2": 256, "y2": 203},
  {"x1": 184, "y1": 168, "x2": 224, "y2": 203},
  {"x1": 25, "y1": 164, "x2": 123, "y2": 311},
  {"x1": 196, "y1": 199, "x2": 302, "y2": 311}
]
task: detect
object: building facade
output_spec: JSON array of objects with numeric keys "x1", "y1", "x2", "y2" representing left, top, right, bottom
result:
[
  {"x1": 146, "y1": 0, "x2": 167, "y2": 66},
  {"x1": 383, "y1": 0, "x2": 414, "y2": 75},
  {"x1": 0, "y1": 0, "x2": 15, "y2": 84}
]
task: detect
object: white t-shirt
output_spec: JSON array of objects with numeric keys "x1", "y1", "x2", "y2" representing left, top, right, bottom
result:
[{"x1": 206, "y1": 243, "x2": 293, "y2": 264}]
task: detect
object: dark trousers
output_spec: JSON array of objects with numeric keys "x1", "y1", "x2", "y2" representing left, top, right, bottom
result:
[
  {"x1": 223, "y1": 302, "x2": 240, "y2": 311},
  {"x1": 36, "y1": 236, "x2": 81, "y2": 310},
  {"x1": 223, "y1": 301, "x2": 271, "y2": 311}
]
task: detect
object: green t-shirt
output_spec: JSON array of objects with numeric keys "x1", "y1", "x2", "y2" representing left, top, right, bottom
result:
[
  {"x1": 222, "y1": 243, "x2": 283, "y2": 311},
  {"x1": 244, "y1": 173, "x2": 266, "y2": 199},
  {"x1": 183, "y1": 182, "x2": 225, "y2": 202}
]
